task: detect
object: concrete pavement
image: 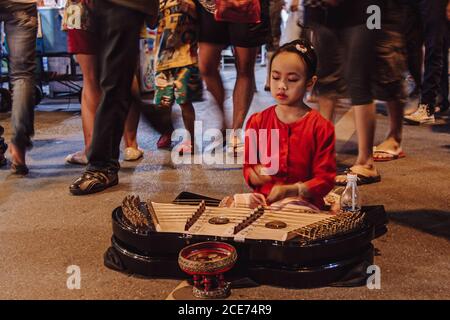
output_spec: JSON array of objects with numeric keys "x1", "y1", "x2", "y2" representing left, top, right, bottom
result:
[{"x1": 0, "y1": 66, "x2": 449, "y2": 300}]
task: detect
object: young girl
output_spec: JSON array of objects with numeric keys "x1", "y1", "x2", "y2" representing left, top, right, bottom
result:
[{"x1": 225, "y1": 39, "x2": 336, "y2": 210}]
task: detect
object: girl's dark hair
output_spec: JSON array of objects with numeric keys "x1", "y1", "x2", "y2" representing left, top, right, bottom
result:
[{"x1": 270, "y1": 38, "x2": 317, "y2": 80}]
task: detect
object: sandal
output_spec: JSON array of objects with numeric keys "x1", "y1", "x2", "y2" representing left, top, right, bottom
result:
[
  {"x1": 69, "y1": 169, "x2": 118, "y2": 196},
  {"x1": 373, "y1": 146, "x2": 405, "y2": 162},
  {"x1": 335, "y1": 168, "x2": 381, "y2": 186},
  {"x1": 157, "y1": 130, "x2": 173, "y2": 149},
  {"x1": 11, "y1": 163, "x2": 29, "y2": 175}
]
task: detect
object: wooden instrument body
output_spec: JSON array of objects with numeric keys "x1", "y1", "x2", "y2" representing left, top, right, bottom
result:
[{"x1": 104, "y1": 192, "x2": 387, "y2": 288}]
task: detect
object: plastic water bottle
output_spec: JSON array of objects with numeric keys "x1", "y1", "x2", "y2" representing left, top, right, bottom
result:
[{"x1": 340, "y1": 173, "x2": 361, "y2": 213}]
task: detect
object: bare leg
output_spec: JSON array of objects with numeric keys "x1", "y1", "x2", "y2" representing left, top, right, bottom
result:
[
  {"x1": 385, "y1": 100, "x2": 404, "y2": 145},
  {"x1": 10, "y1": 144, "x2": 25, "y2": 166},
  {"x1": 318, "y1": 96, "x2": 337, "y2": 122},
  {"x1": 264, "y1": 51, "x2": 274, "y2": 89},
  {"x1": 179, "y1": 102, "x2": 195, "y2": 146},
  {"x1": 354, "y1": 103, "x2": 377, "y2": 168},
  {"x1": 76, "y1": 54, "x2": 101, "y2": 153},
  {"x1": 373, "y1": 100, "x2": 404, "y2": 160},
  {"x1": 232, "y1": 46, "x2": 258, "y2": 130},
  {"x1": 123, "y1": 76, "x2": 141, "y2": 149},
  {"x1": 198, "y1": 42, "x2": 226, "y2": 129},
  {"x1": 335, "y1": 103, "x2": 379, "y2": 184}
]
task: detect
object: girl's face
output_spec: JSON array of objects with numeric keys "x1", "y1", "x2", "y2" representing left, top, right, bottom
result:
[{"x1": 270, "y1": 52, "x2": 316, "y2": 106}]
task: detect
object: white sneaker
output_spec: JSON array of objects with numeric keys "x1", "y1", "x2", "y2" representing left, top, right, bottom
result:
[
  {"x1": 123, "y1": 147, "x2": 144, "y2": 161},
  {"x1": 404, "y1": 104, "x2": 435, "y2": 125},
  {"x1": 65, "y1": 151, "x2": 88, "y2": 165}
]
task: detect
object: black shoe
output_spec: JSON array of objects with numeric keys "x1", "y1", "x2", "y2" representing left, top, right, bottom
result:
[
  {"x1": 11, "y1": 163, "x2": 29, "y2": 175},
  {"x1": 69, "y1": 169, "x2": 118, "y2": 195},
  {"x1": 0, "y1": 154, "x2": 6, "y2": 167}
]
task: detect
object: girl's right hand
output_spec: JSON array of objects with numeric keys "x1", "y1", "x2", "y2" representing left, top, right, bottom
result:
[{"x1": 249, "y1": 165, "x2": 272, "y2": 187}]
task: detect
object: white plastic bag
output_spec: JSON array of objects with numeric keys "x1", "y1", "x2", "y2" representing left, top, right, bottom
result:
[{"x1": 280, "y1": 10, "x2": 302, "y2": 45}]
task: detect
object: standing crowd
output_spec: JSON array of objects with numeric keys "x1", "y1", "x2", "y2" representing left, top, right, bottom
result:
[{"x1": 0, "y1": 0, "x2": 449, "y2": 206}]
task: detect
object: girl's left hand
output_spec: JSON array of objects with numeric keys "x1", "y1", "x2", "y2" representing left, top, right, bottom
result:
[{"x1": 266, "y1": 184, "x2": 298, "y2": 204}]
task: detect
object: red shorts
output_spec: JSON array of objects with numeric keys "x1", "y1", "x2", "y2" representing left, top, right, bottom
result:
[{"x1": 67, "y1": 29, "x2": 98, "y2": 55}]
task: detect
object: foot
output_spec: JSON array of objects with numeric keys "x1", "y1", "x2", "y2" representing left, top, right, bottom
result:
[
  {"x1": 11, "y1": 163, "x2": 29, "y2": 175},
  {"x1": 69, "y1": 169, "x2": 118, "y2": 196},
  {"x1": 9, "y1": 143, "x2": 27, "y2": 174},
  {"x1": 175, "y1": 141, "x2": 193, "y2": 156},
  {"x1": 373, "y1": 138, "x2": 404, "y2": 161},
  {"x1": 65, "y1": 151, "x2": 88, "y2": 165},
  {"x1": 123, "y1": 147, "x2": 144, "y2": 161},
  {"x1": 335, "y1": 165, "x2": 380, "y2": 186},
  {"x1": 404, "y1": 104, "x2": 435, "y2": 125},
  {"x1": 157, "y1": 130, "x2": 173, "y2": 149}
]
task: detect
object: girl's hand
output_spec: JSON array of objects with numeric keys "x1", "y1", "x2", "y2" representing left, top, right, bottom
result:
[
  {"x1": 248, "y1": 165, "x2": 272, "y2": 187},
  {"x1": 266, "y1": 184, "x2": 298, "y2": 204},
  {"x1": 249, "y1": 193, "x2": 267, "y2": 208}
]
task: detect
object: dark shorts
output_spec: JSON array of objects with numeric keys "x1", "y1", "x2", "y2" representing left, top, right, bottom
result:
[
  {"x1": 197, "y1": 0, "x2": 271, "y2": 48},
  {"x1": 304, "y1": 7, "x2": 376, "y2": 105},
  {"x1": 373, "y1": 30, "x2": 407, "y2": 103},
  {"x1": 67, "y1": 29, "x2": 98, "y2": 55}
]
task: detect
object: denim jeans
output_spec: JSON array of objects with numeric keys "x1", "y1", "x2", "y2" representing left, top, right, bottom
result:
[{"x1": 0, "y1": 2, "x2": 37, "y2": 150}]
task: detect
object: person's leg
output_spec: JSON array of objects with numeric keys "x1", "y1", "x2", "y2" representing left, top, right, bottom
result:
[
  {"x1": 303, "y1": 13, "x2": 345, "y2": 122},
  {"x1": 179, "y1": 102, "x2": 195, "y2": 149},
  {"x1": 123, "y1": 76, "x2": 141, "y2": 150},
  {"x1": 123, "y1": 76, "x2": 143, "y2": 161},
  {"x1": 417, "y1": 0, "x2": 447, "y2": 114},
  {"x1": 264, "y1": 0, "x2": 283, "y2": 90},
  {"x1": 318, "y1": 97, "x2": 337, "y2": 122},
  {"x1": 373, "y1": 100, "x2": 404, "y2": 160},
  {"x1": 70, "y1": 1, "x2": 145, "y2": 195},
  {"x1": 76, "y1": 54, "x2": 101, "y2": 153},
  {"x1": 437, "y1": 22, "x2": 449, "y2": 113},
  {"x1": 372, "y1": 25, "x2": 407, "y2": 160},
  {"x1": 88, "y1": 3, "x2": 144, "y2": 170},
  {"x1": 5, "y1": 3, "x2": 38, "y2": 174},
  {"x1": 232, "y1": 46, "x2": 258, "y2": 130},
  {"x1": 198, "y1": 42, "x2": 226, "y2": 129},
  {"x1": 336, "y1": 25, "x2": 379, "y2": 185},
  {"x1": 404, "y1": 3, "x2": 423, "y2": 98}
]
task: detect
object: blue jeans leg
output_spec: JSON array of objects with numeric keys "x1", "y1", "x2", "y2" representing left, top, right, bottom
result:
[{"x1": 3, "y1": 3, "x2": 38, "y2": 150}]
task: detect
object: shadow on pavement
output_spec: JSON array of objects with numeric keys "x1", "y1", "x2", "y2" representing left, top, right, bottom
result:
[{"x1": 388, "y1": 209, "x2": 450, "y2": 240}]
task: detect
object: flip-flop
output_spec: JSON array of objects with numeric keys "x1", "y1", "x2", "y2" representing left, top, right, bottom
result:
[
  {"x1": 373, "y1": 146, "x2": 405, "y2": 162},
  {"x1": 335, "y1": 168, "x2": 381, "y2": 186}
]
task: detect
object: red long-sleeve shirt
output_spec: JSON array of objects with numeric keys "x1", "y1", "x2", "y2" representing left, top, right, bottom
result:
[{"x1": 243, "y1": 106, "x2": 336, "y2": 209}]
